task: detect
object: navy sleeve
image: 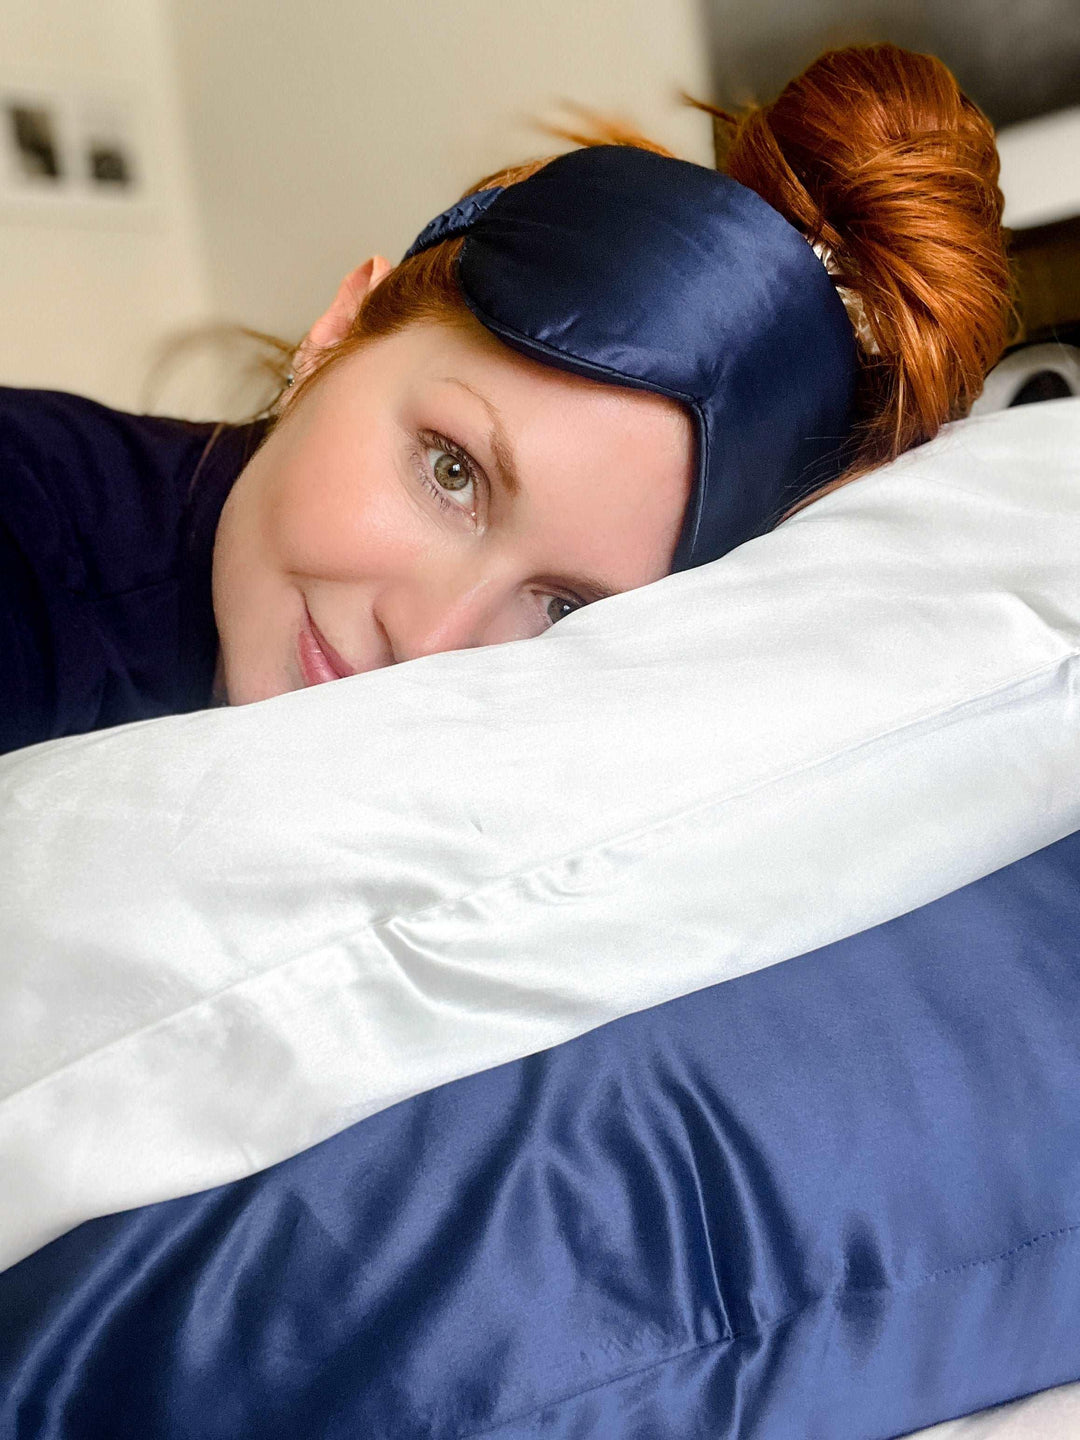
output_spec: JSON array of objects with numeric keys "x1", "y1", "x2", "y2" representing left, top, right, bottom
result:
[
  {"x1": 0, "y1": 387, "x2": 263, "y2": 755},
  {"x1": 0, "y1": 509, "x2": 56, "y2": 754}
]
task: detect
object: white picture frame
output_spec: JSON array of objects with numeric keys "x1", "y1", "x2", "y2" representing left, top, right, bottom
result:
[{"x1": 0, "y1": 78, "x2": 155, "y2": 225}]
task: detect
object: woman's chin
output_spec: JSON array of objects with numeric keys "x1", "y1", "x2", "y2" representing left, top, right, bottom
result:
[{"x1": 217, "y1": 656, "x2": 301, "y2": 707}]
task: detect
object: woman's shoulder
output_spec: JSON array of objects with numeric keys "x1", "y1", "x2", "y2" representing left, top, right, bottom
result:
[
  {"x1": 0, "y1": 387, "x2": 222, "y2": 597},
  {"x1": 0, "y1": 387, "x2": 266, "y2": 754},
  {"x1": 0, "y1": 384, "x2": 216, "y2": 440}
]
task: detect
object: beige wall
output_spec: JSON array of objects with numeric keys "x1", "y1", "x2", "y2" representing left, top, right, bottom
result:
[
  {"x1": 167, "y1": 0, "x2": 714, "y2": 351},
  {"x1": 0, "y1": 5, "x2": 1076, "y2": 422},
  {"x1": 996, "y1": 108, "x2": 1080, "y2": 229},
  {"x1": 0, "y1": 0, "x2": 210, "y2": 412}
]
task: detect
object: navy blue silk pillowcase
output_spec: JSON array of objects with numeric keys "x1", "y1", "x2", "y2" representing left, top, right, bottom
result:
[{"x1": 1, "y1": 828, "x2": 1079, "y2": 1439}]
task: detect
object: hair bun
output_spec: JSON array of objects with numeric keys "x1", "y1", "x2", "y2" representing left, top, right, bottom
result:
[{"x1": 710, "y1": 43, "x2": 1014, "y2": 481}]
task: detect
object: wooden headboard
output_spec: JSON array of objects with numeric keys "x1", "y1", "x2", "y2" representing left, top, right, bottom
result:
[{"x1": 1009, "y1": 215, "x2": 1080, "y2": 345}]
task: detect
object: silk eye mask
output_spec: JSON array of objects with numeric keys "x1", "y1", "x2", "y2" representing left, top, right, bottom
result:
[{"x1": 402, "y1": 144, "x2": 858, "y2": 569}]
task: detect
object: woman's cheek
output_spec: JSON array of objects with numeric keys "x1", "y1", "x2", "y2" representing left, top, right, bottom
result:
[
  {"x1": 269, "y1": 455, "x2": 418, "y2": 581},
  {"x1": 265, "y1": 462, "x2": 356, "y2": 576}
]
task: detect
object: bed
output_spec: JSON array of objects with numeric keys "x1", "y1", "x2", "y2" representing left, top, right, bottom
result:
[{"x1": 1, "y1": 395, "x2": 1078, "y2": 1437}]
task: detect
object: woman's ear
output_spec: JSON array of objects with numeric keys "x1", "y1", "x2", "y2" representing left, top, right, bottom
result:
[{"x1": 289, "y1": 254, "x2": 394, "y2": 385}]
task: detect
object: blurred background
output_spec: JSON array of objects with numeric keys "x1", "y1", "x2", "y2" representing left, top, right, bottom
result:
[{"x1": 0, "y1": 0, "x2": 1077, "y2": 420}]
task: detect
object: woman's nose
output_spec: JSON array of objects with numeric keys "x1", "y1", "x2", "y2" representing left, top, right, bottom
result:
[{"x1": 373, "y1": 571, "x2": 528, "y2": 663}]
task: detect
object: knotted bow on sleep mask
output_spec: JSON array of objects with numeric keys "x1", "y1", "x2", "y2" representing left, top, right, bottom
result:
[{"x1": 403, "y1": 144, "x2": 858, "y2": 570}]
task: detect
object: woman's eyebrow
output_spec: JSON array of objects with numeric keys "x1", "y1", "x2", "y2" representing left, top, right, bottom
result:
[
  {"x1": 435, "y1": 375, "x2": 618, "y2": 605},
  {"x1": 435, "y1": 377, "x2": 521, "y2": 499}
]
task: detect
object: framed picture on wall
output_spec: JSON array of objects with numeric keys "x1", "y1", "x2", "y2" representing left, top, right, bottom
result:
[
  {"x1": 1, "y1": 92, "x2": 69, "y2": 191},
  {"x1": 0, "y1": 79, "x2": 147, "y2": 218},
  {"x1": 77, "y1": 94, "x2": 140, "y2": 193}
]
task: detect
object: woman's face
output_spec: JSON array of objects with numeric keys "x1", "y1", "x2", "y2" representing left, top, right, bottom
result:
[{"x1": 212, "y1": 301, "x2": 694, "y2": 706}]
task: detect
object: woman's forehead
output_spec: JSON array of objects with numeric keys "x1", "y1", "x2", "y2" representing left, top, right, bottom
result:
[
  {"x1": 403, "y1": 322, "x2": 695, "y2": 583},
  {"x1": 407, "y1": 315, "x2": 693, "y2": 443}
]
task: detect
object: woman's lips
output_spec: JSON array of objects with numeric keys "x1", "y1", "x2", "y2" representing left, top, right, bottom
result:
[{"x1": 297, "y1": 606, "x2": 357, "y2": 686}]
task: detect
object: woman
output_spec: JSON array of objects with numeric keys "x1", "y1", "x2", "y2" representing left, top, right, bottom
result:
[{"x1": 0, "y1": 43, "x2": 1012, "y2": 754}]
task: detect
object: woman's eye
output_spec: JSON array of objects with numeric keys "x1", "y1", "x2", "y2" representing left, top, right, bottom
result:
[
  {"x1": 545, "y1": 595, "x2": 582, "y2": 626},
  {"x1": 432, "y1": 449, "x2": 470, "y2": 492},
  {"x1": 418, "y1": 434, "x2": 581, "y2": 630},
  {"x1": 424, "y1": 441, "x2": 476, "y2": 510}
]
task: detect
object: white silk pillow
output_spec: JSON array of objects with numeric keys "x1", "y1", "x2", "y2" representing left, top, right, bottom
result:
[{"x1": 1, "y1": 397, "x2": 1079, "y2": 1271}]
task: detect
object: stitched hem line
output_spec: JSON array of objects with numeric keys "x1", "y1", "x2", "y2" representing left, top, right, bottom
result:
[
  {"x1": 459, "y1": 1221, "x2": 1080, "y2": 1438},
  {"x1": 3, "y1": 649, "x2": 1078, "y2": 1111}
]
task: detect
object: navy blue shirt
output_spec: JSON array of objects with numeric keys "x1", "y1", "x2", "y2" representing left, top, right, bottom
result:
[{"x1": 0, "y1": 387, "x2": 268, "y2": 756}]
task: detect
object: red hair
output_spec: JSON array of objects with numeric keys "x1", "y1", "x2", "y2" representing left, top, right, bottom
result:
[
  {"x1": 284, "y1": 44, "x2": 1014, "y2": 526},
  {"x1": 705, "y1": 43, "x2": 1014, "y2": 514}
]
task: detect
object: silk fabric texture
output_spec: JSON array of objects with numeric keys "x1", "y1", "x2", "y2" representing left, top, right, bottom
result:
[
  {"x1": 2, "y1": 828, "x2": 1079, "y2": 1435},
  {"x1": 405, "y1": 145, "x2": 858, "y2": 566},
  {"x1": 1, "y1": 400, "x2": 1080, "y2": 1271}
]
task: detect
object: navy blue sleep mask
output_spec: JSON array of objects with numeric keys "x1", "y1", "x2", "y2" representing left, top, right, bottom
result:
[{"x1": 403, "y1": 144, "x2": 857, "y2": 570}]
